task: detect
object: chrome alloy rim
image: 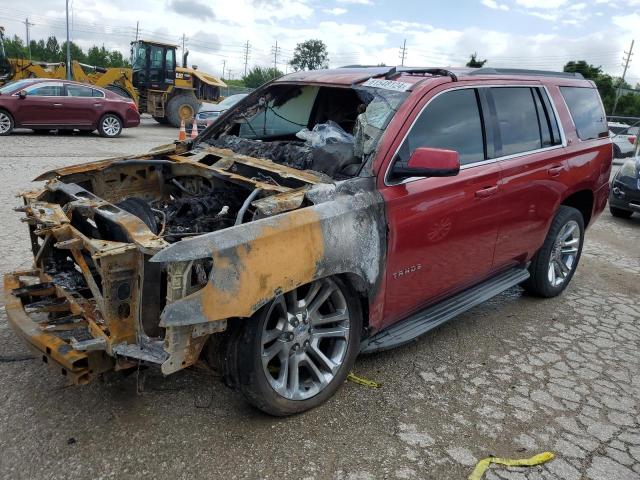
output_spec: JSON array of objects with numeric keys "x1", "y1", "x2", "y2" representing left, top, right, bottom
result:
[
  {"x1": 548, "y1": 220, "x2": 580, "y2": 287},
  {"x1": 260, "y1": 278, "x2": 351, "y2": 401},
  {"x1": 0, "y1": 112, "x2": 11, "y2": 134},
  {"x1": 102, "y1": 116, "x2": 121, "y2": 136}
]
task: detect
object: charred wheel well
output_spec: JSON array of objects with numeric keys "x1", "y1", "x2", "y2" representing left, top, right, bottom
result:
[
  {"x1": 338, "y1": 272, "x2": 371, "y2": 337},
  {"x1": 561, "y1": 189, "x2": 593, "y2": 227}
]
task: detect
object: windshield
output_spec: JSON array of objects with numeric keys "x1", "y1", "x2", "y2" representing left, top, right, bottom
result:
[
  {"x1": 220, "y1": 95, "x2": 246, "y2": 107},
  {"x1": 0, "y1": 79, "x2": 32, "y2": 94},
  {"x1": 201, "y1": 82, "x2": 409, "y2": 178},
  {"x1": 131, "y1": 43, "x2": 147, "y2": 70}
]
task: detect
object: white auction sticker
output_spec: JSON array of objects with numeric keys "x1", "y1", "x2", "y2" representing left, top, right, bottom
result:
[{"x1": 361, "y1": 78, "x2": 412, "y2": 92}]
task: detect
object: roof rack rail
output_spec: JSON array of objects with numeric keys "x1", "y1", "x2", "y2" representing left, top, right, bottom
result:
[
  {"x1": 468, "y1": 68, "x2": 584, "y2": 79},
  {"x1": 386, "y1": 67, "x2": 458, "y2": 82}
]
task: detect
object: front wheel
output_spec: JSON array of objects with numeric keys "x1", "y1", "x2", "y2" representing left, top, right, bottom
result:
[
  {"x1": 0, "y1": 110, "x2": 14, "y2": 136},
  {"x1": 98, "y1": 114, "x2": 122, "y2": 138},
  {"x1": 228, "y1": 276, "x2": 362, "y2": 416},
  {"x1": 523, "y1": 205, "x2": 584, "y2": 298}
]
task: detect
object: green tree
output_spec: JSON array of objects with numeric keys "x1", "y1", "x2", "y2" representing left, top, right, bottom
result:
[
  {"x1": 466, "y1": 53, "x2": 487, "y2": 68},
  {"x1": 59, "y1": 41, "x2": 87, "y2": 64},
  {"x1": 4, "y1": 35, "x2": 27, "y2": 59},
  {"x1": 44, "y1": 36, "x2": 60, "y2": 60},
  {"x1": 242, "y1": 66, "x2": 283, "y2": 88},
  {"x1": 108, "y1": 50, "x2": 129, "y2": 68},
  {"x1": 290, "y1": 39, "x2": 329, "y2": 71},
  {"x1": 86, "y1": 45, "x2": 110, "y2": 66}
]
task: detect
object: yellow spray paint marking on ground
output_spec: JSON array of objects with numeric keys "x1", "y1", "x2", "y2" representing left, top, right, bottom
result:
[
  {"x1": 347, "y1": 372, "x2": 381, "y2": 388},
  {"x1": 468, "y1": 451, "x2": 554, "y2": 480}
]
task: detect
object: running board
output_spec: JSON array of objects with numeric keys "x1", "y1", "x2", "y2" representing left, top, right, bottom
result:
[{"x1": 360, "y1": 267, "x2": 530, "y2": 354}]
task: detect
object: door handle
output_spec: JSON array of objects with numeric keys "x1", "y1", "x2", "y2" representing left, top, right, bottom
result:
[
  {"x1": 93, "y1": 103, "x2": 103, "y2": 108},
  {"x1": 475, "y1": 186, "x2": 498, "y2": 198},
  {"x1": 52, "y1": 103, "x2": 63, "y2": 107},
  {"x1": 548, "y1": 165, "x2": 564, "y2": 177}
]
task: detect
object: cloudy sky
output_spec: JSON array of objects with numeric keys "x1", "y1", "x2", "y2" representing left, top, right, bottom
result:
[{"x1": 1, "y1": 0, "x2": 639, "y2": 83}]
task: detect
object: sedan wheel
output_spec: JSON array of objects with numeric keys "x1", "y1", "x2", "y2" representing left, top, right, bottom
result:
[
  {"x1": 0, "y1": 111, "x2": 14, "y2": 136},
  {"x1": 229, "y1": 276, "x2": 362, "y2": 416},
  {"x1": 98, "y1": 114, "x2": 122, "y2": 137}
]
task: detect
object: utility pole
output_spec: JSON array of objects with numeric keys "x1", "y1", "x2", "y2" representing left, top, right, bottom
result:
[
  {"x1": 182, "y1": 33, "x2": 186, "y2": 59},
  {"x1": 399, "y1": 39, "x2": 407, "y2": 67},
  {"x1": 271, "y1": 41, "x2": 281, "y2": 72},
  {"x1": 24, "y1": 17, "x2": 34, "y2": 60},
  {"x1": 613, "y1": 39, "x2": 635, "y2": 115},
  {"x1": 243, "y1": 41, "x2": 251, "y2": 77},
  {"x1": 135, "y1": 21, "x2": 139, "y2": 42},
  {"x1": 65, "y1": 0, "x2": 71, "y2": 79},
  {"x1": 222, "y1": 60, "x2": 226, "y2": 79}
]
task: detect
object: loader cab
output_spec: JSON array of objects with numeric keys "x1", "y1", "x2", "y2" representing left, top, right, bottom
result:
[{"x1": 130, "y1": 40, "x2": 176, "y2": 90}]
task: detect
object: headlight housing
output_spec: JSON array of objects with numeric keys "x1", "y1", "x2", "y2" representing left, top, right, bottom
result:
[{"x1": 618, "y1": 158, "x2": 639, "y2": 179}]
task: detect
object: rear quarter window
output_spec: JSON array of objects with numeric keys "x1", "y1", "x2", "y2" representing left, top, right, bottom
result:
[{"x1": 560, "y1": 87, "x2": 608, "y2": 141}]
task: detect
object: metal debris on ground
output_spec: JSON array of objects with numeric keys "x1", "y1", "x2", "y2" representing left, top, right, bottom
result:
[
  {"x1": 468, "y1": 451, "x2": 555, "y2": 480},
  {"x1": 347, "y1": 372, "x2": 381, "y2": 388}
]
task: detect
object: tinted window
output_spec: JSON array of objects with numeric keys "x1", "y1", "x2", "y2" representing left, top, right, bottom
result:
[
  {"x1": 560, "y1": 87, "x2": 607, "y2": 140},
  {"x1": 67, "y1": 85, "x2": 94, "y2": 97},
  {"x1": 25, "y1": 83, "x2": 64, "y2": 96},
  {"x1": 539, "y1": 88, "x2": 562, "y2": 145},
  {"x1": 609, "y1": 126, "x2": 627, "y2": 135},
  {"x1": 92, "y1": 89, "x2": 104, "y2": 98},
  {"x1": 492, "y1": 87, "x2": 541, "y2": 156},
  {"x1": 397, "y1": 88, "x2": 485, "y2": 166}
]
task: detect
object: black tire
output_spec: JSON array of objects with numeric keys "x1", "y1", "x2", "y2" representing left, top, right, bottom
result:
[
  {"x1": 152, "y1": 116, "x2": 170, "y2": 125},
  {"x1": 97, "y1": 113, "x2": 123, "y2": 138},
  {"x1": 166, "y1": 93, "x2": 201, "y2": 128},
  {"x1": 0, "y1": 109, "x2": 14, "y2": 136},
  {"x1": 610, "y1": 206, "x2": 633, "y2": 218},
  {"x1": 523, "y1": 205, "x2": 585, "y2": 298},
  {"x1": 226, "y1": 276, "x2": 362, "y2": 416},
  {"x1": 613, "y1": 144, "x2": 622, "y2": 159}
]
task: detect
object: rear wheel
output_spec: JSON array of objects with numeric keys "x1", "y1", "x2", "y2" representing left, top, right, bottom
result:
[
  {"x1": 0, "y1": 110, "x2": 14, "y2": 136},
  {"x1": 610, "y1": 206, "x2": 633, "y2": 218},
  {"x1": 98, "y1": 114, "x2": 122, "y2": 137},
  {"x1": 228, "y1": 276, "x2": 362, "y2": 416},
  {"x1": 523, "y1": 206, "x2": 584, "y2": 298},
  {"x1": 166, "y1": 93, "x2": 201, "y2": 128}
]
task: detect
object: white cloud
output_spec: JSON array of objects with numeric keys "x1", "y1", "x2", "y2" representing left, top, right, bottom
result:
[
  {"x1": 481, "y1": 0, "x2": 509, "y2": 11},
  {"x1": 612, "y1": 13, "x2": 640, "y2": 31},
  {"x1": 335, "y1": 0, "x2": 372, "y2": 4},
  {"x1": 323, "y1": 7, "x2": 348, "y2": 15},
  {"x1": 514, "y1": 0, "x2": 567, "y2": 8}
]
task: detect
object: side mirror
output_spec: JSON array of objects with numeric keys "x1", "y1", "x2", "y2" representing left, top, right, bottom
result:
[
  {"x1": 392, "y1": 147, "x2": 460, "y2": 179},
  {"x1": 18, "y1": 90, "x2": 27, "y2": 99}
]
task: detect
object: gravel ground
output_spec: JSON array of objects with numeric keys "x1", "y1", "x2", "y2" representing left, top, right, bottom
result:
[{"x1": 0, "y1": 120, "x2": 639, "y2": 480}]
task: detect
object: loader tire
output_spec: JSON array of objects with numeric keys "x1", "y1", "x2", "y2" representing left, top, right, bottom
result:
[
  {"x1": 166, "y1": 93, "x2": 201, "y2": 128},
  {"x1": 152, "y1": 116, "x2": 170, "y2": 125}
]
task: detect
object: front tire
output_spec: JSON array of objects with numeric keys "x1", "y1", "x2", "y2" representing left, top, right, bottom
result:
[
  {"x1": 523, "y1": 205, "x2": 584, "y2": 298},
  {"x1": 228, "y1": 276, "x2": 362, "y2": 416},
  {"x1": 0, "y1": 110, "x2": 14, "y2": 136},
  {"x1": 166, "y1": 93, "x2": 201, "y2": 128},
  {"x1": 610, "y1": 206, "x2": 633, "y2": 219},
  {"x1": 98, "y1": 114, "x2": 122, "y2": 138}
]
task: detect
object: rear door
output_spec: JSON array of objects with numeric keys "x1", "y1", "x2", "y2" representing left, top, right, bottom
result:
[
  {"x1": 489, "y1": 85, "x2": 567, "y2": 268},
  {"x1": 380, "y1": 86, "x2": 503, "y2": 326},
  {"x1": 64, "y1": 84, "x2": 101, "y2": 127},
  {"x1": 12, "y1": 82, "x2": 65, "y2": 126}
]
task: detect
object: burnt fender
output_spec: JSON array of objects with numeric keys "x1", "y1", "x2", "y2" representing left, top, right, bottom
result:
[{"x1": 151, "y1": 180, "x2": 387, "y2": 327}]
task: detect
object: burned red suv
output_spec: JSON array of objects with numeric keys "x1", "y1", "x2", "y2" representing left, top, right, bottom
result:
[{"x1": 5, "y1": 66, "x2": 611, "y2": 415}]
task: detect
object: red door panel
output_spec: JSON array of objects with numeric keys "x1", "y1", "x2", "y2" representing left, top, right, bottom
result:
[
  {"x1": 380, "y1": 162, "x2": 502, "y2": 327},
  {"x1": 13, "y1": 96, "x2": 61, "y2": 126}
]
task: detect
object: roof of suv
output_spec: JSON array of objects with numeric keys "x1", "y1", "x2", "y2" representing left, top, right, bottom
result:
[{"x1": 276, "y1": 66, "x2": 591, "y2": 88}]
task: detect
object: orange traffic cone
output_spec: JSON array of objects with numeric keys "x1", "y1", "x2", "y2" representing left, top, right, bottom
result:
[
  {"x1": 190, "y1": 118, "x2": 198, "y2": 139},
  {"x1": 178, "y1": 119, "x2": 186, "y2": 141}
]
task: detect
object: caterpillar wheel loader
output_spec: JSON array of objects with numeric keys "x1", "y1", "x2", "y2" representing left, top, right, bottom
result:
[{"x1": 0, "y1": 28, "x2": 226, "y2": 127}]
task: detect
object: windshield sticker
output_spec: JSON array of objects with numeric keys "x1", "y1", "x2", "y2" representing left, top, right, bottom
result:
[{"x1": 362, "y1": 78, "x2": 412, "y2": 92}]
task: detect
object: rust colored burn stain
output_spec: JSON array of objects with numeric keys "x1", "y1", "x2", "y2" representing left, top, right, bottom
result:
[
  {"x1": 160, "y1": 208, "x2": 325, "y2": 326},
  {"x1": 203, "y1": 210, "x2": 324, "y2": 318}
]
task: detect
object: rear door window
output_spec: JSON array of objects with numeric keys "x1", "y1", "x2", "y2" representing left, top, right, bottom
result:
[
  {"x1": 66, "y1": 85, "x2": 94, "y2": 97},
  {"x1": 396, "y1": 88, "x2": 485, "y2": 166},
  {"x1": 560, "y1": 87, "x2": 607, "y2": 140},
  {"x1": 491, "y1": 87, "x2": 542, "y2": 156},
  {"x1": 25, "y1": 83, "x2": 64, "y2": 96}
]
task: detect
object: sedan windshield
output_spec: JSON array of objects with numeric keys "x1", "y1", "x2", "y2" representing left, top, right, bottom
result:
[{"x1": 0, "y1": 79, "x2": 32, "y2": 94}]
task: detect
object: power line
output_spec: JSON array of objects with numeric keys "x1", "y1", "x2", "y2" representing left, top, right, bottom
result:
[
  {"x1": 613, "y1": 39, "x2": 635, "y2": 115},
  {"x1": 243, "y1": 40, "x2": 251, "y2": 76},
  {"x1": 23, "y1": 17, "x2": 34, "y2": 59},
  {"x1": 271, "y1": 40, "x2": 281, "y2": 71}
]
